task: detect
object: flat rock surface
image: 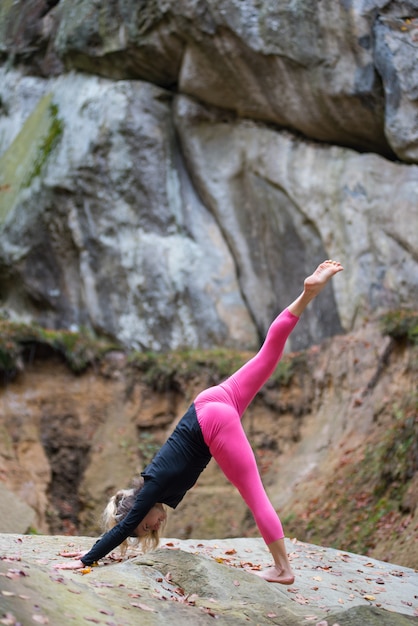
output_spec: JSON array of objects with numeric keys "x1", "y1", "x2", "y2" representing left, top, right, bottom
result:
[{"x1": 0, "y1": 534, "x2": 417, "y2": 625}]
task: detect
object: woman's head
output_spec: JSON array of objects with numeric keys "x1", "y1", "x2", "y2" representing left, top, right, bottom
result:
[{"x1": 102, "y1": 477, "x2": 167, "y2": 555}]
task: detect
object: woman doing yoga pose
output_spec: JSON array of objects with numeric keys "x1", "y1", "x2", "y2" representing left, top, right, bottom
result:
[{"x1": 55, "y1": 260, "x2": 344, "y2": 584}]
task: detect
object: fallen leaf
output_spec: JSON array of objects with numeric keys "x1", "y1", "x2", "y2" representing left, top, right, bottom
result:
[
  {"x1": 130, "y1": 602, "x2": 156, "y2": 612},
  {"x1": 294, "y1": 594, "x2": 309, "y2": 605},
  {"x1": 200, "y1": 607, "x2": 217, "y2": 617},
  {"x1": 32, "y1": 616, "x2": 49, "y2": 624},
  {"x1": 187, "y1": 593, "x2": 198, "y2": 604},
  {"x1": 173, "y1": 586, "x2": 185, "y2": 596},
  {"x1": 0, "y1": 613, "x2": 18, "y2": 626},
  {"x1": 6, "y1": 568, "x2": 27, "y2": 579},
  {"x1": 363, "y1": 595, "x2": 376, "y2": 601}
]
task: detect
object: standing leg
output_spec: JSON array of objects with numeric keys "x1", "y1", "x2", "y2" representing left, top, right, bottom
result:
[{"x1": 199, "y1": 402, "x2": 295, "y2": 584}]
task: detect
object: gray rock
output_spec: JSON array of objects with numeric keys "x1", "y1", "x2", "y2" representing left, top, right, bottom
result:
[
  {"x1": 0, "y1": 67, "x2": 417, "y2": 351},
  {"x1": 0, "y1": 534, "x2": 416, "y2": 625},
  {"x1": 0, "y1": 484, "x2": 36, "y2": 533},
  {"x1": 0, "y1": 69, "x2": 255, "y2": 351},
  {"x1": 2, "y1": 0, "x2": 418, "y2": 160},
  {"x1": 0, "y1": 2, "x2": 418, "y2": 352}
]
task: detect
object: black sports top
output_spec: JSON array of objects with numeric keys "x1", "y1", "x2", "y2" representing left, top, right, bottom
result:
[{"x1": 81, "y1": 404, "x2": 211, "y2": 565}]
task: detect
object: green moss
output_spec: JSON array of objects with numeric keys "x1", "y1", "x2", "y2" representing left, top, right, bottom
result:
[
  {"x1": 380, "y1": 310, "x2": 418, "y2": 345},
  {"x1": 0, "y1": 317, "x2": 305, "y2": 386},
  {"x1": 0, "y1": 94, "x2": 64, "y2": 224},
  {"x1": 128, "y1": 348, "x2": 247, "y2": 391},
  {"x1": 22, "y1": 103, "x2": 64, "y2": 188},
  {"x1": 0, "y1": 320, "x2": 117, "y2": 375},
  {"x1": 128, "y1": 347, "x2": 300, "y2": 392},
  {"x1": 284, "y1": 392, "x2": 418, "y2": 557},
  {"x1": 137, "y1": 432, "x2": 160, "y2": 465}
]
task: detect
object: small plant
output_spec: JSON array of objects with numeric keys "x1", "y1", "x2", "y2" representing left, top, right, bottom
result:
[
  {"x1": 128, "y1": 348, "x2": 247, "y2": 391},
  {"x1": 128, "y1": 347, "x2": 303, "y2": 392},
  {"x1": 0, "y1": 320, "x2": 117, "y2": 376},
  {"x1": 380, "y1": 310, "x2": 418, "y2": 345},
  {"x1": 283, "y1": 392, "x2": 417, "y2": 558},
  {"x1": 137, "y1": 432, "x2": 160, "y2": 465}
]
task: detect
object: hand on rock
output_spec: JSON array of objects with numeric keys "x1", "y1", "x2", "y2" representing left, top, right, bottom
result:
[{"x1": 54, "y1": 559, "x2": 86, "y2": 570}]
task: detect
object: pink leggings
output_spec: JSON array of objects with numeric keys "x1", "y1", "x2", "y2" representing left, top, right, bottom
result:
[{"x1": 194, "y1": 308, "x2": 299, "y2": 545}]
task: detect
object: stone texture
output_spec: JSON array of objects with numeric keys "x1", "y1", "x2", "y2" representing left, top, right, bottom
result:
[
  {"x1": 0, "y1": 534, "x2": 416, "y2": 625},
  {"x1": 0, "y1": 484, "x2": 36, "y2": 533},
  {"x1": 0, "y1": 67, "x2": 417, "y2": 351},
  {"x1": 0, "y1": 1, "x2": 418, "y2": 351},
  {"x1": 0, "y1": 69, "x2": 255, "y2": 351},
  {"x1": 2, "y1": 1, "x2": 418, "y2": 161},
  {"x1": 174, "y1": 95, "x2": 418, "y2": 337}
]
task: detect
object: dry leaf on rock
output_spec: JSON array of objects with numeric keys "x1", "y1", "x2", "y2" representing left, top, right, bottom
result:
[
  {"x1": 130, "y1": 602, "x2": 156, "y2": 612},
  {"x1": 0, "y1": 614, "x2": 18, "y2": 626},
  {"x1": 32, "y1": 615, "x2": 49, "y2": 624}
]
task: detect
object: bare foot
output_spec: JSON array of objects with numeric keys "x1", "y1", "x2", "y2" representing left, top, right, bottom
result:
[
  {"x1": 254, "y1": 566, "x2": 295, "y2": 585},
  {"x1": 287, "y1": 259, "x2": 344, "y2": 318},
  {"x1": 304, "y1": 259, "x2": 344, "y2": 296}
]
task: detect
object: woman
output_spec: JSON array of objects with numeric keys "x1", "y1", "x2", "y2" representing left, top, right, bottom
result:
[{"x1": 55, "y1": 260, "x2": 344, "y2": 584}]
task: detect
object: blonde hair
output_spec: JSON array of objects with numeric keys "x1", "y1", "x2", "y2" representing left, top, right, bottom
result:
[{"x1": 102, "y1": 477, "x2": 166, "y2": 556}]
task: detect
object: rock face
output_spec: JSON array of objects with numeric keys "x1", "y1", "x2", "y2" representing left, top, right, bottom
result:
[
  {"x1": 0, "y1": 534, "x2": 417, "y2": 625},
  {"x1": 0, "y1": 0, "x2": 417, "y2": 351}
]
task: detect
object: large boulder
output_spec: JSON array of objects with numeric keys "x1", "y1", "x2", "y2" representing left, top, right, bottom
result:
[
  {"x1": 1, "y1": 67, "x2": 417, "y2": 350},
  {"x1": 1, "y1": 1, "x2": 418, "y2": 161},
  {"x1": 0, "y1": 0, "x2": 417, "y2": 350},
  {"x1": 0, "y1": 534, "x2": 416, "y2": 625}
]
